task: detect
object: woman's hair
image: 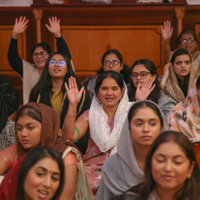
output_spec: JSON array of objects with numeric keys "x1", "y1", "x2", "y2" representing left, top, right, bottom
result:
[
  {"x1": 101, "y1": 49, "x2": 123, "y2": 64},
  {"x1": 128, "y1": 59, "x2": 161, "y2": 104},
  {"x1": 139, "y1": 131, "x2": 200, "y2": 200},
  {"x1": 30, "y1": 52, "x2": 75, "y2": 96},
  {"x1": 177, "y1": 30, "x2": 198, "y2": 45},
  {"x1": 15, "y1": 105, "x2": 41, "y2": 124},
  {"x1": 95, "y1": 71, "x2": 124, "y2": 98},
  {"x1": 17, "y1": 147, "x2": 65, "y2": 200},
  {"x1": 128, "y1": 101, "x2": 163, "y2": 128},
  {"x1": 171, "y1": 48, "x2": 192, "y2": 65},
  {"x1": 196, "y1": 76, "x2": 200, "y2": 89},
  {"x1": 31, "y1": 42, "x2": 52, "y2": 56}
]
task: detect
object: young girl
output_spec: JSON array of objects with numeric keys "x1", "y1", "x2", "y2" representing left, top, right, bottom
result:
[{"x1": 95, "y1": 101, "x2": 168, "y2": 200}]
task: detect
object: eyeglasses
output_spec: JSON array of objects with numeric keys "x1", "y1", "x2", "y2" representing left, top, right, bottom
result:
[
  {"x1": 49, "y1": 60, "x2": 66, "y2": 67},
  {"x1": 131, "y1": 71, "x2": 151, "y2": 79},
  {"x1": 104, "y1": 60, "x2": 120, "y2": 67},
  {"x1": 180, "y1": 38, "x2": 195, "y2": 44},
  {"x1": 33, "y1": 51, "x2": 48, "y2": 58}
]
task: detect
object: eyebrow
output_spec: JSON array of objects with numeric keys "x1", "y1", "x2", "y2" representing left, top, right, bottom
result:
[
  {"x1": 156, "y1": 153, "x2": 185, "y2": 158},
  {"x1": 133, "y1": 118, "x2": 158, "y2": 121},
  {"x1": 16, "y1": 122, "x2": 36, "y2": 126},
  {"x1": 36, "y1": 166, "x2": 60, "y2": 175}
]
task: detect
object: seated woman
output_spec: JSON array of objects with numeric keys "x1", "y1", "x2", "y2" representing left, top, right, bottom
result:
[
  {"x1": 84, "y1": 49, "x2": 131, "y2": 101},
  {"x1": 167, "y1": 74, "x2": 200, "y2": 166},
  {"x1": 95, "y1": 101, "x2": 168, "y2": 200},
  {"x1": 115, "y1": 131, "x2": 200, "y2": 200},
  {"x1": 0, "y1": 75, "x2": 20, "y2": 151},
  {"x1": 161, "y1": 20, "x2": 200, "y2": 74},
  {"x1": 128, "y1": 59, "x2": 176, "y2": 119},
  {"x1": 0, "y1": 103, "x2": 93, "y2": 200},
  {"x1": 0, "y1": 147, "x2": 65, "y2": 200},
  {"x1": 29, "y1": 52, "x2": 91, "y2": 154},
  {"x1": 160, "y1": 48, "x2": 196, "y2": 103},
  {"x1": 62, "y1": 71, "x2": 130, "y2": 195},
  {"x1": 8, "y1": 16, "x2": 72, "y2": 104}
]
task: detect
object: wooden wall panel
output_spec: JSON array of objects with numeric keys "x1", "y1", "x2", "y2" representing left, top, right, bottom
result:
[
  {"x1": 0, "y1": 25, "x2": 27, "y2": 74},
  {"x1": 57, "y1": 25, "x2": 164, "y2": 75}
]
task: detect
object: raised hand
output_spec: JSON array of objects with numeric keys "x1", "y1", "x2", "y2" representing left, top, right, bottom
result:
[
  {"x1": 45, "y1": 16, "x2": 61, "y2": 38},
  {"x1": 135, "y1": 77, "x2": 156, "y2": 101},
  {"x1": 160, "y1": 62, "x2": 171, "y2": 89},
  {"x1": 65, "y1": 76, "x2": 84, "y2": 105},
  {"x1": 12, "y1": 16, "x2": 29, "y2": 39},
  {"x1": 161, "y1": 20, "x2": 173, "y2": 41}
]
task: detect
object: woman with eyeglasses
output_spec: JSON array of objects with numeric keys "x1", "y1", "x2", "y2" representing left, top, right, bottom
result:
[
  {"x1": 29, "y1": 52, "x2": 91, "y2": 154},
  {"x1": 128, "y1": 59, "x2": 176, "y2": 119},
  {"x1": 8, "y1": 16, "x2": 72, "y2": 104},
  {"x1": 84, "y1": 49, "x2": 131, "y2": 101},
  {"x1": 160, "y1": 48, "x2": 196, "y2": 103},
  {"x1": 161, "y1": 20, "x2": 200, "y2": 74}
]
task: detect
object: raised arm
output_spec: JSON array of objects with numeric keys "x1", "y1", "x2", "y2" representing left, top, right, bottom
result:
[
  {"x1": 45, "y1": 16, "x2": 71, "y2": 60},
  {"x1": 160, "y1": 63, "x2": 171, "y2": 90},
  {"x1": 161, "y1": 20, "x2": 173, "y2": 61},
  {"x1": 7, "y1": 16, "x2": 29, "y2": 76},
  {"x1": 62, "y1": 77, "x2": 88, "y2": 141}
]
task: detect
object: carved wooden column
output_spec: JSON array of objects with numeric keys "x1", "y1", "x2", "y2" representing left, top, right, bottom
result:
[
  {"x1": 33, "y1": 9, "x2": 43, "y2": 43},
  {"x1": 175, "y1": 7, "x2": 185, "y2": 37}
]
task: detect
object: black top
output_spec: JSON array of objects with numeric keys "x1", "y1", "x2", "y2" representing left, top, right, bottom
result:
[{"x1": 7, "y1": 36, "x2": 71, "y2": 77}]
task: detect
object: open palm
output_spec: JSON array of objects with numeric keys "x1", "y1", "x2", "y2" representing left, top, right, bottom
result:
[{"x1": 161, "y1": 20, "x2": 173, "y2": 40}]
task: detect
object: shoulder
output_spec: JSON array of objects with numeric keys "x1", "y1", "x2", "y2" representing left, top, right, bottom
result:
[{"x1": 158, "y1": 91, "x2": 177, "y2": 106}]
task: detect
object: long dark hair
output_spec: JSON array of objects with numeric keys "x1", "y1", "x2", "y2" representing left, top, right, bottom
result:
[
  {"x1": 139, "y1": 131, "x2": 200, "y2": 200},
  {"x1": 17, "y1": 147, "x2": 65, "y2": 200},
  {"x1": 31, "y1": 42, "x2": 52, "y2": 56},
  {"x1": 128, "y1": 59, "x2": 161, "y2": 104},
  {"x1": 98, "y1": 49, "x2": 131, "y2": 84},
  {"x1": 30, "y1": 52, "x2": 75, "y2": 98}
]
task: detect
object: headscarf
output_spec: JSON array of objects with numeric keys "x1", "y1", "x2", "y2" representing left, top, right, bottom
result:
[
  {"x1": 16, "y1": 102, "x2": 74, "y2": 158},
  {"x1": 167, "y1": 75, "x2": 200, "y2": 143},
  {"x1": 96, "y1": 101, "x2": 168, "y2": 199},
  {"x1": 89, "y1": 82, "x2": 129, "y2": 154},
  {"x1": 164, "y1": 49, "x2": 196, "y2": 102}
]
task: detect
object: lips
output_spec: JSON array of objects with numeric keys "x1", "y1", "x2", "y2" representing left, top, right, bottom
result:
[
  {"x1": 38, "y1": 190, "x2": 49, "y2": 199},
  {"x1": 53, "y1": 68, "x2": 61, "y2": 72},
  {"x1": 105, "y1": 98, "x2": 114, "y2": 102},
  {"x1": 141, "y1": 136, "x2": 152, "y2": 141},
  {"x1": 162, "y1": 175, "x2": 174, "y2": 181},
  {"x1": 21, "y1": 140, "x2": 29, "y2": 144}
]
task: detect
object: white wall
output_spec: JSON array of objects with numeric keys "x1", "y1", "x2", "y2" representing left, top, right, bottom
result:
[
  {"x1": 0, "y1": 0, "x2": 33, "y2": 6},
  {"x1": 187, "y1": 0, "x2": 200, "y2": 4}
]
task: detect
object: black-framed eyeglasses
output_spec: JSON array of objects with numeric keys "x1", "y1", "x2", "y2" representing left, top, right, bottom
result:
[
  {"x1": 33, "y1": 51, "x2": 48, "y2": 58},
  {"x1": 104, "y1": 60, "x2": 120, "y2": 67},
  {"x1": 49, "y1": 60, "x2": 66, "y2": 67},
  {"x1": 180, "y1": 38, "x2": 195, "y2": 44},
  {"x1": 131, "y1": 71, "x2": 151, "y2": 79}
]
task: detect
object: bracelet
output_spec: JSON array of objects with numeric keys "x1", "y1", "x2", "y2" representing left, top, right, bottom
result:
[
  {"x1": 67, "y1": 112, "x2": 76, "y2": 116},
  {"x1": 75, "y1": 126, "x2": 80, "y2": 141}
]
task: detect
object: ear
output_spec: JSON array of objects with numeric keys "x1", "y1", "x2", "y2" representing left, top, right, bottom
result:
[
  {"x1": 186, "y1": 161, "x2": 195, "y2": 179},
  {"x1": 151, "y1": 74, "x2": 156, "y2": 81},
  {"x1": 121, "y1": 88, "x2": 125, "y2": 97},
  {"x1": 120, "y1": 63, "x2": 123, "y2": 71}
]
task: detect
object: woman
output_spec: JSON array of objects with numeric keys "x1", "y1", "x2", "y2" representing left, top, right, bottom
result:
[
  {"x1": 161, "y1": 20, "x2": 200, "y2": 74},
  {"x1": 84, "y1": 49, "x2": 131, "y2": 101},
  {"x1": 160, "y1": 48, "x2": 196, "y2": 103},
  {"x1": 0, "y1": 147, "x2": 65, "y2": 200},
  {"x1": 8, "y1": 16, "x2": 72, "y2": 104},
  {"x1": 167, "y1": 75, "x2": 200, "y2": 166},
  {"x1": 0, "y1": 103, "x2": 93, "y2": 200},
  {"x1": 128, "y1": 59, "x2": 176, "y2": 119},
  {"x1": 118, "y1": 131, "x2": 200, "y2": 200},
  {"x1": 95, "y1": 101, "x2": 168, "y2": 200},
  {"x1": 29, "y1": 52, "x2": 90, "y2": 154},
  {"x1": 63, "y1": 71, "x2": 130, "y2": 195}
]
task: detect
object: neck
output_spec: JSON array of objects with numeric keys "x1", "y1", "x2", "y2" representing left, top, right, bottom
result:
[
  {"x1": 156, "y1": 186, "x2": 180, "y2": 200},
  {"x1": 37, "y1": 68, "x2": 43, "y2": 76},
  {"x1": 134, "y1": 143, "x2": 150, "y2": 171},
  {"x1": 103, "y1": 105, "x2": 118, "y2": 119},
  {"x1": 52, "y1": 79, "x2": 63, "y2": 91}
]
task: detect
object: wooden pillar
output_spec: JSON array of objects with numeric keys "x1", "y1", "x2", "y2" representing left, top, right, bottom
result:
[
  {"x1": 33, "y1": 9, "x2": 43, "y2": 43},
  {"x1": 175, "y1": 7, "x2": 185, "y2": 37}
]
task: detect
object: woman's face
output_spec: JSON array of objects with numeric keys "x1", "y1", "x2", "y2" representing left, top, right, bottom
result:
[
  {"x1": 24, "y1": 157, "x2": 61, "y2": 200},
  {"x1": 17, "y1": 115, "x2": 41, "y2": 149},
  {"x1": 32, "y1": 46, "x2": 49, "y2": 69},
  {"x1": 130, "y1": 107, "x2": 161, "y2": 147},
  {"x1": 173, "y1": 54, "x2": 191, "y2": 80},
  {"x1": 103, "y1": 53, "x2": 123, "y2": 74},
  {"x1": 48, "y1": 54, "x2": 68, "y2": 80},
  {"x1": 131, "y1": 64, "x2": 155, "y2": 88},
  {"x1": 97, "y1": 77, "x2": 124, "y2": 108},
  {"x1": 152, "y1": 142, "x2": 194, "y2": 192},
  {"x1": 178, "y1": 33, "x2": 197, "y2": 55}
]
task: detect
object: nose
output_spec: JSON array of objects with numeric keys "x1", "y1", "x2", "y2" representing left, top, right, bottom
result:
[
  {"x1": 21, "y1": 129, "x2": 28, "y2": 137},
  {"x1": 106, "y1": 89, "x2": 112, "y2": 95},
  {"x1": 43, "y1": 175, "x2": 51, "y2": 188},
  {"x1": 164, "y1": 160, "x2": 173, "y2": 171},
  {"x1": 143, "y1": 123, "x2": 149, "y2": 132}
]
